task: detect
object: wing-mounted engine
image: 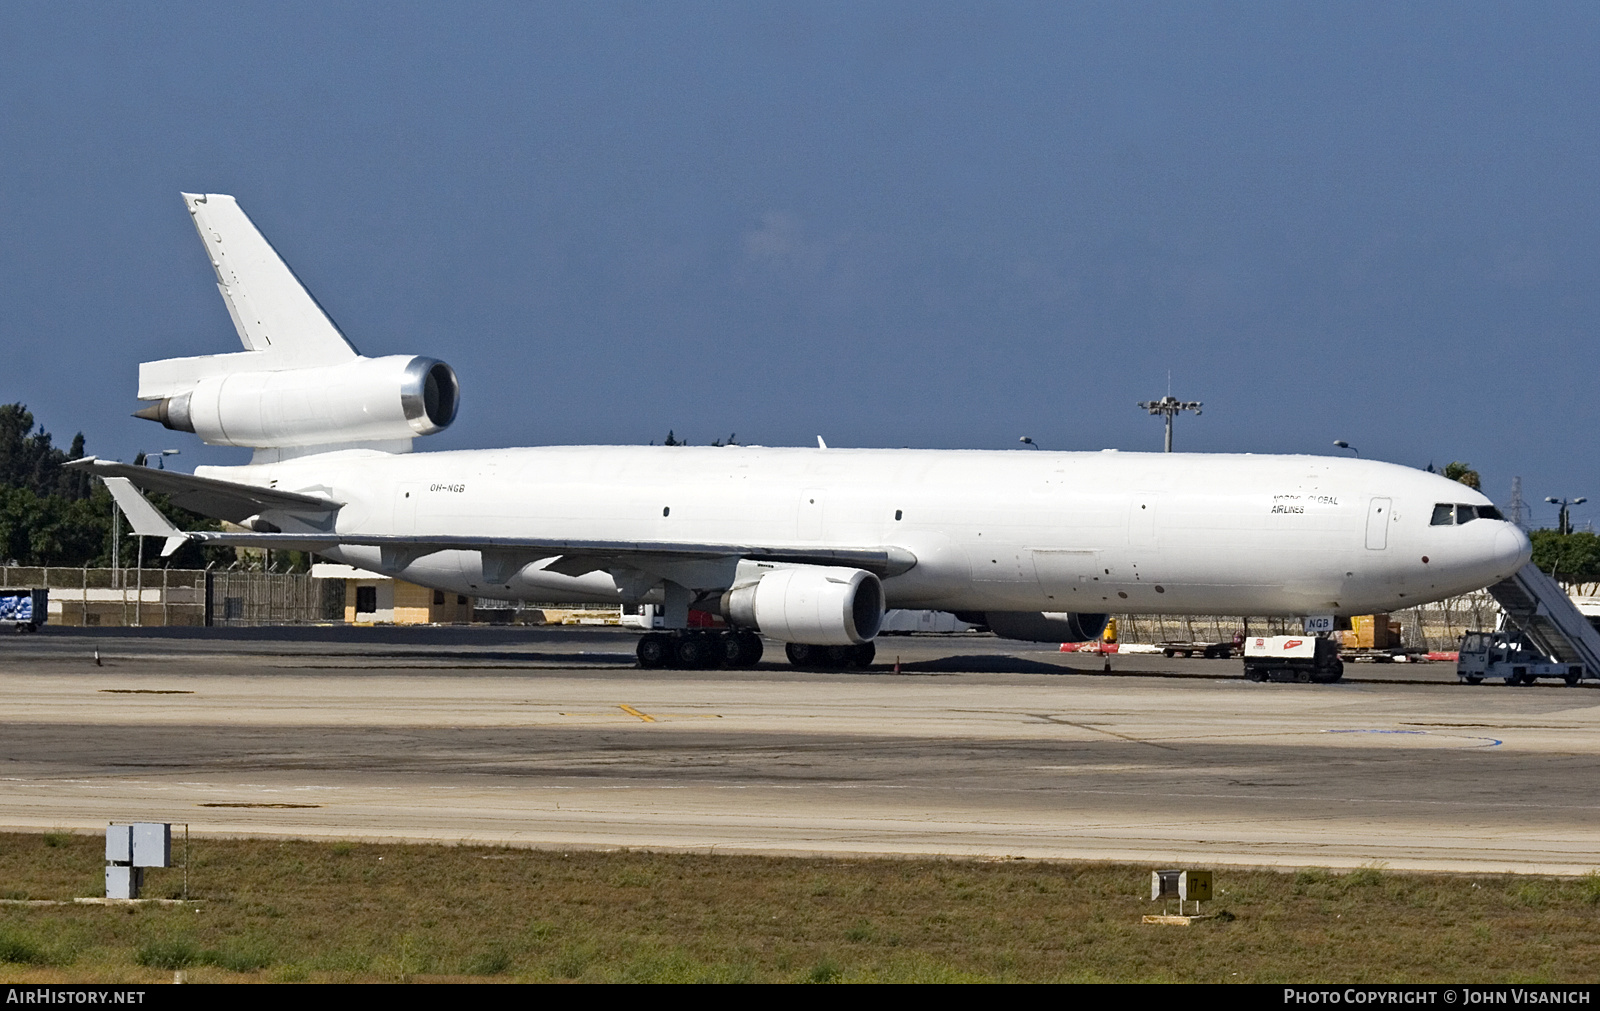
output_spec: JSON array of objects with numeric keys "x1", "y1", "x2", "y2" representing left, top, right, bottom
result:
[
  {"x1": 135, "y1": 355, "x2": 459, "y2": 448},
  {"x1": 720, "y1": 564, "x2": 884, "y2": 645},
  {"x1": 984, "y1": 611, "x2": 1110, "y2": 643}
]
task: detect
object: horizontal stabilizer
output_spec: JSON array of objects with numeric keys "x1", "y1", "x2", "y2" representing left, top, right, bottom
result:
[
  {"x1": 101, "y1": 478, "x2": 189, "y2": 558},
  {"x1": 67, "y1": 458, "x2": 341, "y2": 524}
]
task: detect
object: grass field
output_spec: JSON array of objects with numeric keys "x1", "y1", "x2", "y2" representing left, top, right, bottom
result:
[{"x1": 0, "y1": 832, "x2": 1597, "y2": 983}]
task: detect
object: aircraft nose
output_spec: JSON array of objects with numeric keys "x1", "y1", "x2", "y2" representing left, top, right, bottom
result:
[{"x1": 1493, "y1": 523, "x2": 1532, "y2": 576}]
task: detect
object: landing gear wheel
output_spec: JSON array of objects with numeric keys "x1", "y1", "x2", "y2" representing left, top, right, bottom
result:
[
  {"x1": 736, "y1": 632, "x2": 764, "y2": 667},
  {"x1": 675, "y1": 634, "x2": 712, "y2": 669},
  {"x1": 848, "y1": 641, "x2": 876, "y2": 668},
  {"x1": 637, "y1": 633, "x2": 670, "y2": 669},
  {"x1": 785, "y1": 642, "x2": 816, "y2": 667},
  {"x1": 718, "y1": 632, "x2": 745, "y2": 667}
]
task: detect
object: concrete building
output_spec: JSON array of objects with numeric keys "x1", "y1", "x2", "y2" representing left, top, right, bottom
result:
[{"x1": 311, "y1": 563, "x2": 474, "y2": 625}]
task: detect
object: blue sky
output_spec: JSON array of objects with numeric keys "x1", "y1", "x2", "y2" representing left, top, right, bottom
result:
[{"x1": 3, "y1": 3, "x2": 1597, "y2": 527}]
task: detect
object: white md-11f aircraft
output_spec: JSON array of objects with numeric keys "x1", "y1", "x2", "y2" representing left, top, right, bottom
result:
[{"x1": 78, "y1": 193, "x2": 1532, "y2": 669}]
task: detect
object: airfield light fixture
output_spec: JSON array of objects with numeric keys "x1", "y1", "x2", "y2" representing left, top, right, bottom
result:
[
  {"x1": 1334, "y1": 440, "x2": 1359, "y2": 458},
  {"x1": 137, "y1": 449, "x2": 181, "y2": 470},
  {"x1": 1545, "y1": 496, "x2": 1588, "y2": 536},
  {"x1": 1019, "y1": 436, "x2": 1040, "y2": 450},
  {"x1": 1137, "y1": 396, "x2": 1202, "y2": 453}
]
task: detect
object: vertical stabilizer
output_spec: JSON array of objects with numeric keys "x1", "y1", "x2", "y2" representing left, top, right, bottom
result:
[{"x1": 181, "y1": 193, "x2": 359, "y2": 363}]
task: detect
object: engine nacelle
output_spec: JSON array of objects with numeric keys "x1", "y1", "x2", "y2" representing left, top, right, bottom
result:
[
  {"x1": 985, "y1": 611, "x2": 1110, "y2": 643},
  {"x1": 720, "y1": 565, "x2": 883, "y2": 645},
  {"x1": 136, "y1": 355, "x2": 459, "y2": 448}
]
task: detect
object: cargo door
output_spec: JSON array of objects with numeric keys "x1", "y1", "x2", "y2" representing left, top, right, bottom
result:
[{"x1": 1365, "y1": 497, "x2": 1391, "y2": 550}]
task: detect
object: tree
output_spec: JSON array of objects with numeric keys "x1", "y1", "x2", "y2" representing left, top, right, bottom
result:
[
  {"x1": 1443, "y1": 461, "x2": 1481, "y2": 490},
  {"x1": 0, "y1": 404, "x2": 90, "y2": 500},
  {"x1": 0, "y1": 403, "x2": 226, "y2": 568},
  {"x1": 1530, "y1": 529, "x2": 1600, "y2": 584}
]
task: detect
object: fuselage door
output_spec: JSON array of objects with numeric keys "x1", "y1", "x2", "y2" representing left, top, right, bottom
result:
[
  {"x1": 1365, "y1": 497, "x2": 1391, "y2": 550},
  {"x1": 798, "y1": 489, "x2": 824, "y2": 540},
  {"x1": 395, "y1": 483, "x2": 421, "y2": 534}
]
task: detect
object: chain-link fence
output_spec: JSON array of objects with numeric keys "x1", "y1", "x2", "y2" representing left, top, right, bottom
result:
[
  {"x1": 207, "y1": 570, "x2": 339, "y2": 626},
  {"x1": 0, "y1": 565, "x2": 337, "y2": 627},
  {"x1": 0, "y1": 563, "x2": 1570, "y2": 645}
]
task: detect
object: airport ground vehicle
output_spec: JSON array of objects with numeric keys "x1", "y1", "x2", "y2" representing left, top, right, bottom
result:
[
  {"x1": 1161, "y1": 631, "x2": 1244, "y2": 658},
  {"x1": 82, "y1": 193, "x2": 1534, "y2": 671},
  {"x1": 1455, "y1": 630, "x2": 1584, "y2": 685},
  {"x1": 1241, "y1": 635, "x2": 1344, "y2": 683},
  {"x1": 0, "y1": 589, "x2": 47, "y2": 633}
]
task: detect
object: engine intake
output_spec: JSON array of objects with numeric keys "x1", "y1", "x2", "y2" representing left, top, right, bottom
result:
[
  {"x1": 720, "y1": 565, "x2": 883, "y2": 645},
  {"x1": 135, "y1": 355, "x2": 458, "y2": 448}
]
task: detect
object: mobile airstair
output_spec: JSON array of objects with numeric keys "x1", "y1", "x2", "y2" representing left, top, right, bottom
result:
[{"x1": 1483, "y1": 563, "x2": 1600, "y2": 680}]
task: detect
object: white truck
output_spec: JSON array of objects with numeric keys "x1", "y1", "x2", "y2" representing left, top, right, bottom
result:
[
  {"x1": 1241, "y1": 635, "x2": 1344, "y2": 683},
  {"x1": 1455, "y1": 630, "x2": 1584, "y2": 685}
]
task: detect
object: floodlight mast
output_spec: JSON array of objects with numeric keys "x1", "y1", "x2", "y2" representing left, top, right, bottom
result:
[
  {"x1": 1545, "y1": 496, "x2": 1588, "y2": 536},
  {"x1": 1136, "y1": 396, "x2": 1202, "y2": 453}
]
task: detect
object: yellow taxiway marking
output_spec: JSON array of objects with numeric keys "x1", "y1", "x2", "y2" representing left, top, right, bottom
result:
[{"x1": 553, "y1": 706, "x2": 722, "y2": 722}]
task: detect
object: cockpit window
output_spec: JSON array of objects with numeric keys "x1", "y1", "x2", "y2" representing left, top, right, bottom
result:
[{"x1": 1433, "y1": 503, "x2": 1506, "y2": 525}]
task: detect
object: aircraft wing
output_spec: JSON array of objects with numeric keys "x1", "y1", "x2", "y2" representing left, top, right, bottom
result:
[
  {"x1": 68, "y1": 457, "x2": 342, "y2": 523},
  {"x1": 92, "y1": 469, "x2": 916, "y2": 577}
]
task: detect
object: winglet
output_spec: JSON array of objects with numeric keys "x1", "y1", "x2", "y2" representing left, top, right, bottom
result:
[{"x1": 102, "y1": 477, "x2": 191, "y2": 558}]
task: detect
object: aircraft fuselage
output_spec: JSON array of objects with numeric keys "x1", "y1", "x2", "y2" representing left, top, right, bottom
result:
[{"x1": 203, "y1": 444, "x2": 1531, "y2": 618}]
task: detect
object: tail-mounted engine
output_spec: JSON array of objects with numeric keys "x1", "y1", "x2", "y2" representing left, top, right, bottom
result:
[
  {"x1": 720, "y1": 565, "x2": 884, "y2": 645},
  {"x1": 135, "y1": 355, "x2": 458, "y2": 448}
]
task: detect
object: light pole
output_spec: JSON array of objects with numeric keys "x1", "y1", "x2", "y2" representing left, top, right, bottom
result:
[
  {"x1": 1018, "y1": 436, "x2": 1040, "y2": 450},
  {"x1": 1333, "y1": 440, "x2": 1360, "y2": 458},
  {"x1": 1545, "y1": 496, "x2": 1588, "y2": 536},
  {"x1": 1136, "y1": 396, "x2": 1202, "y2": 453}
]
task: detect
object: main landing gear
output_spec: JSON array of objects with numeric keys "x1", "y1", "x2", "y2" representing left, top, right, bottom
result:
[
  {"x1": 634, "y1": 632, "x2": 877, "y2": 670},
  {"x1": 637, "y1": 630, "x2": 764, "y2": 669}
]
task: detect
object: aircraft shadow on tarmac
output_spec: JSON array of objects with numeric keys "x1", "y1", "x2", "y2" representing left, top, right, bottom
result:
[{"x1": 860, "y1": 655, "x2": 1080, "y2": 676}]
